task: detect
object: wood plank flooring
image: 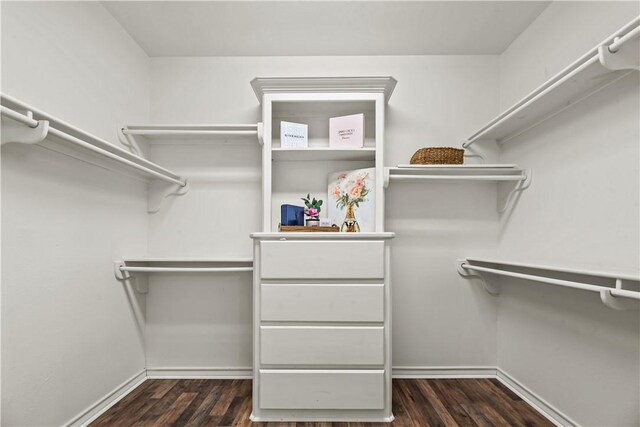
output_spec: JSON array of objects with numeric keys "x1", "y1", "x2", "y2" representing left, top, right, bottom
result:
[{"x1": 90, "y1": 378, "x2": 553, "y2": 426}]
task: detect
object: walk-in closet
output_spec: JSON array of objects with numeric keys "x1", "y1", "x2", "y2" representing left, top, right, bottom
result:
[{"x1": 1, "y1": 1, "x2": 639, "y2": 426}]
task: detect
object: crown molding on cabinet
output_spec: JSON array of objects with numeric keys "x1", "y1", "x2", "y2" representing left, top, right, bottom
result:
[{"x1": 250, "y1": 76, "x2": 397, "y2": 103}]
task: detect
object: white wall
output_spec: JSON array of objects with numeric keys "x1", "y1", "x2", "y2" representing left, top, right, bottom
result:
[
  {"x1": 144, "y1": 142, "x2": 260, "y2": 370},
  {"x1": 147, "y1": 55, "x2": 502, "y2": 371},
  {"x1": 496, "y1": 2, "x2": 640, "y2": 425},
  {"x1": 1, "y1": 2, "x2": 151, "y2": 425}
]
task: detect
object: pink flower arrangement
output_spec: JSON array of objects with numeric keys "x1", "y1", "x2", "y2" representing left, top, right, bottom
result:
[
  {"x1": 332, "y1": 171, "x2": 370, "y2": 209},
  {"x1": 301, "y1": 194, "x2": 322, "y2": 220}
]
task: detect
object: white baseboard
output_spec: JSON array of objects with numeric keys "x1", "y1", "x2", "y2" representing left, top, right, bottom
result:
[
  {"x1": 146, "y1": 366, "x2": 253, "y2": 379},
  {"x1": 66, "y1": 367, "x2": 250, "y2": 425},
  {"x1": 392, "y1": 365, "x2": 498, "y2": 378},
  {"x1": 392, "y1": 365, "x2": 574, "y2": 427},
  {"x1": 496, "y1": 368, "x2": 578, "y2": 427},
  {"x1": 65, "y1": 369, "x2": 147, "y2": 427},
  {"x1": 65, "y1": 366, "x2": 574, "y2": 427}
]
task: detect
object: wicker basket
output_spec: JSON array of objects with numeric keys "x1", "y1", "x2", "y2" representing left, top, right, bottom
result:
[{"x1": 410, "y1": 147, "x2": 464, "y2": 165}]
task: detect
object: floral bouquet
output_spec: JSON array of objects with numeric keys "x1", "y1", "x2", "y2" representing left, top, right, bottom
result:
[
  {"x1": 331, "y1": 170, "x2": 370, "y2": 209},
  {"x1": 330, "y1": 170, "x2": 371, "y2": 232}
]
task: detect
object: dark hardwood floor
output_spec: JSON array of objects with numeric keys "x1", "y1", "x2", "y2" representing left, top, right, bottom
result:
[{"x1": 90, "y1": 378, "x2": 553, "y2": 426}]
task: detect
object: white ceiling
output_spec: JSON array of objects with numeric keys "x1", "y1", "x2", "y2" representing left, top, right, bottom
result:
[{"x1": 102, "y1": 1, "x2": 550, "y2": 57}]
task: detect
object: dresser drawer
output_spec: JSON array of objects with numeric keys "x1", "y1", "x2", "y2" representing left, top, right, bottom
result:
[
  {"x1": 260, "y1": 241, "x2": 384, "y2": 279},
  {"x1": 261, "y1": 283, "x2": 383, "y2": 322},
  {"x1": 259, "y1": 369, "x2": 385, "y2": 409},
  {"x1": 260, "y1": 326, "x2": 384, "y2": 365}
]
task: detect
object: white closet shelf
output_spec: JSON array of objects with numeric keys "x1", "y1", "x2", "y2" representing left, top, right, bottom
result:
[
  {"x1": 114, "y1": 259, "x2": 253, "y2": 293},
  {"x1": 117, "y1": 258, "x2": 253, "y2": 272},
  {"x1": 122, "y1": 124, "x2": 260, "y2": 141},
  {"x1": 114, "y1": 258, "x2": 253, "y2": 280},
  {"x1": 457, "y1": 258, "x2": 640, "y2": 311},
  {"x1": 384, "y1": 164, "x2": 526, "y2": 187},
  {"x1": 1, "y1": 94, "x2": 187, "y2": 187},
  {"x1": 120, "y1": 257, "x2": 254, "y2": 263},
  {"x1": 272, "y1": 147, "x2": 376, "y2": 161},
  {"x1": 463, "y1": 17, "x2": 640, "y2": 147}
]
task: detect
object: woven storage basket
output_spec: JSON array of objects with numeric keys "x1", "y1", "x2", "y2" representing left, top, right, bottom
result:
[{"x1": 410, "y1": 147, "x2": 464, "y2": 165}]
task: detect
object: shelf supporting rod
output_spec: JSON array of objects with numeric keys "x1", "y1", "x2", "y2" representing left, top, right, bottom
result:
[
  {"x1": 2, "y1": 94, "x2": 182, "y2": 180},
  {"x1": 1, "y1": 107, "x2": 49, "y2": 146},
  {"x1": 608, "y1": 26, "x2": 640, "y2": 53},
  {"x1": 119, "y1": 266, "x2": 253, "y2": 273},
  {"x1": 599, "y1": 24, "x2": 640, "y2": 71},
  {"x1": 389, "y1": 175, "x2": 526, "y2": 182},
  {"x1": 461, "y1": 263, "x2": 614, "y2": 294},
  {"x1": 2, "y1": 103, "x2": 187, "y2": 187},
  {"x1": 46, "y1": 127, "x2": 187, "y2": 187},
  {"x1": 610, "y1": 288, "x2": 640, "y2": 300},
  {"x1": 600, "y1": 289, "x2": 640, "y2": 310},
  {"x1": 122, "y1": 129, "x2": 258, "y2": 136},
  {"x1": 462, "y1": 18, "x2": 640, "y2": 148},
  {"x1": 1, "y1": 106, "x2": 38, "y2": 127},
  {"x1": 462, "y1": 55, "x2": 600, "y2": 148},
  {"x1": 460, "y1": 262, "x2": 640, "y2": 310}
]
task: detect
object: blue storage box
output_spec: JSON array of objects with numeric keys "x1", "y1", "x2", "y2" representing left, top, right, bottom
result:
[{"x1": 281, "y1": 204, "x2": 304, "y2": 226}]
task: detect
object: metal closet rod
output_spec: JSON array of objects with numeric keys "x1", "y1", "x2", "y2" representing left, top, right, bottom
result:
[
  {"x1": 609, "y1": 25, "x2": 640, "y2": 52},
  {"x1": 462, "y1": 54, "x2": 600, "y2": 148},
  {"x1": 461, "y1": 262, "x2": 640, "y2": 300},
  {"x1": 119, "y1": 266, "x2": 253, "y2": 273},
  {"x1": 462, "y1": 17, "x2": 640, "y2": 149},
  {"x1": 1, "y1": 105, "x2": 35, "y2": 126},
  {"x1": 122, "y1": 129, "x2": 258, "y2": 136},
  {"x1": 1, "y1": 94, "x2": 182, "y2": 180},
  {"x1": 389, "y1": 175, "x2": 526, "y2": 182},
  {"x1": 0, "y1": 100, "x2": 187, "y2": 187}
]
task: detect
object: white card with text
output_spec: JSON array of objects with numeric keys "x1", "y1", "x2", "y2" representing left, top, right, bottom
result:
[
  {"x1": 280, "y1": 121, "x2": 308, "y2": 148},
  {"x1": 329, "y1": 113, "x2": 364, "y2": 148}
]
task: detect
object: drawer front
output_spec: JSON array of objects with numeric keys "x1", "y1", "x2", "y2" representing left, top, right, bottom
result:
[
  {"x1": 260, "y1": 326, "x2": 384, "y2": 365},
  {"x1": 259, "y1": 369, "x2": 384, "y2": 409},
  {"x1": 261, "y1": 284, "x2": 384, "y2": 322},
  {"x1": 260, "y1": 241, "x2": 384, "y2": 279}
]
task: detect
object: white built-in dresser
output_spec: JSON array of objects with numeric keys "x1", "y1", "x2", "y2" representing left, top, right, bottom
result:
[{"x1": 249, "y1": 77, "x2": 396, "y2": 423}]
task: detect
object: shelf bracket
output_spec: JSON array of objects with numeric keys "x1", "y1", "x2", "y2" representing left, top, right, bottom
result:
[
  {"x1": 148, "y1": 179, "x2": 190, "y2": 214},
  {"x1": 498, "y1": 168, "x2": 532, "y2": 214},
  {"x1": 117, "y1": 126, "x2": 142, "y2": 155},
  {"x1": 257, "y1": 122, "x2": 264, "y2": 145},
  {"x1": 457, "y1": 259, "x2": 501, "y2": 295},
  {"x1": 113, "y1": 261, "x2": 148, "y2": 294},
  {"x1": 114, "y1": 261, "x2": 130, "y2": 280},
  {"x1": 598, "y1": 38, "x2": 640, "y2": 71},
  {"x1": 1, "y1": 118, "x2": 49, "y2": 146},
  {"x1": 600, "y1": 289, "x2": 639, "y2": 311}
]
